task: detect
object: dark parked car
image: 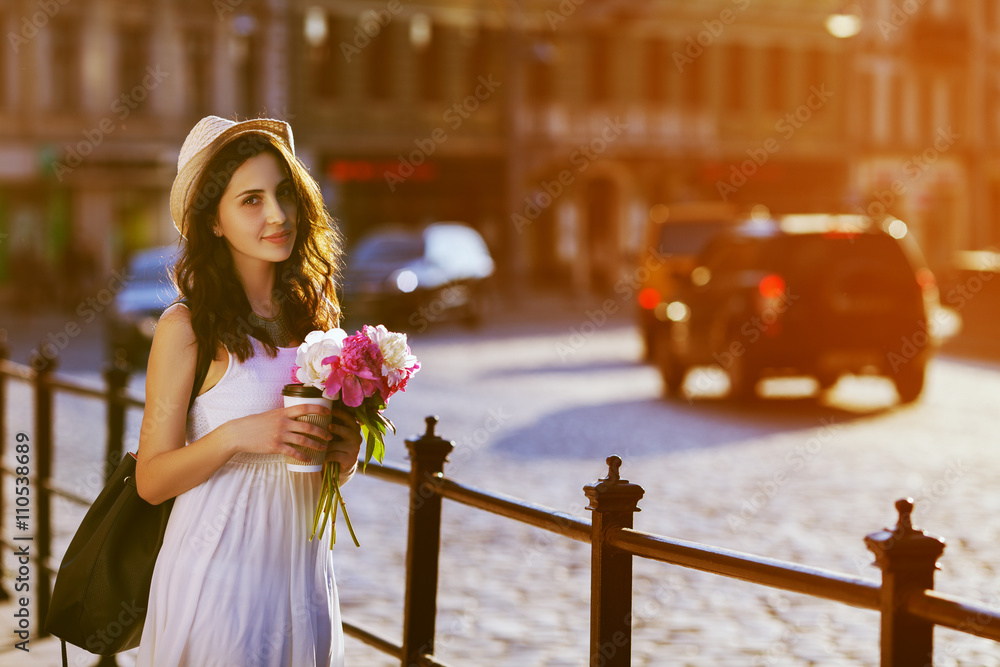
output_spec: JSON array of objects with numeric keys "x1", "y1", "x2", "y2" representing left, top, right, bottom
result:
[
  {"x1": 653, "y1": 216, "x2": 940, "y2": 402},
  {"x1": 342, "y1": 222, "x2": 495, "y2": 331},
  {"x1": 106, "y1": 245, "x2": 180, "y2": 364}
]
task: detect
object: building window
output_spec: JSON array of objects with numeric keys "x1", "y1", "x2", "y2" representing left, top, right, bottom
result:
[
  {"x1": 917, "y1": 76, "x2": 933, "y2": 141},
  {"x1": 948, "y1": 77, "x2": 966, "y2": 136},
  {"x1": 51, "y1": 17, "x2": 81, "y2": 112},
  {"x1": 764, "y1": 46, "x2": 785, "y2": 111},
  {"x1": 855, "y1": 69, "x2": 872, "y2": 144},
  {"x1": 886, "y1": 72, "x2": 910, "y2": 144},
  {"x1": 680, "y1": 47, "x2": 706, "y2": 109},
  {"x1": 417, "y1": 22, "x2": 443, "y2": 102},
  {"x1": 365, "y1": 23, "x2": 392, "y2": 101},
  {"x1": 467, "y1": 27, "x2": 496, "y2": 95},
  {"x1": 805, "y1": 49, "x2": 826, "y2": 93},
  {"x1": 725, "y1": 44, "x2": 747, "y2": 112},
  {"x1": 310, "y1": 17, "x2": 342, "y2": 101},
  {"x1": 119, "y1": 23, "x2": 151, "y2": 114},
  {"x1": 589, "y1": 31, "x2": 610, "y2": 103},
  {"x1": 527, "y1": 39, "x2": 554, "y2": 104},
  {"x1": 233, "y1": 31, "x2": 260, "y2": 117},
  {"x1": 184, "y1": 28, "x2": 211, "y2": 116},
  {"x1": 804, "y1": 49, "x2": 827, "y2": 120},
  {"x1": 644, "y1": 38, "x2": 666, "y2": 104}
]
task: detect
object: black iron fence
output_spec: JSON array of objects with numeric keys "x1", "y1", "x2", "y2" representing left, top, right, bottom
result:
[{"x1": 2, "y1": 342, "x2": 999, "y2": 667}]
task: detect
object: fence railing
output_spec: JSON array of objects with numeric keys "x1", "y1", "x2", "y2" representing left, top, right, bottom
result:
[
  {"x1": 2, "y1": 341, "x2": 999, "y2": 667},
  {"x1": 0, "y1": 340, "x2": 139, "y2": 666}
]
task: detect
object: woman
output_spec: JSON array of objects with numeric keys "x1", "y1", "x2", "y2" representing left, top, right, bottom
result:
[{"x1": 135, "y1": 116, "x2": 362, "y2": 666}]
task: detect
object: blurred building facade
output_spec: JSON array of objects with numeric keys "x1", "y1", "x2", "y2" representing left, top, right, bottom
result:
[
  {"x1": 0, "y1": 0, "x2": 994, "y2": 305},
  {"x1": 0, "y1": 0, "x2": 292, "y2": 306},
  {"x1": 849, "y1": 0, "x2": 995, "y2": 274}
]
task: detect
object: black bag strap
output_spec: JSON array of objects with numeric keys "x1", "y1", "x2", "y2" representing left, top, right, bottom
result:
[
  {"x1": 61, "y1": 639, "x2": 67, "y2": 667},
  {"x1": 177, "y1": 299, "x2": 212, "y2": 413},
  {"x1": 189, "y1": 339, "x2": 210, "y2": 413}
]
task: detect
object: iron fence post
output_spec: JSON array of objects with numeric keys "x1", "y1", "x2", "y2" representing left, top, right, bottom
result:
[
  {"x1": 103, "y1": 350, "x2": 130, "y2": 482},
  {"x1": 584, "y1": 456, "x2": 644, "y2": 667},
  {"x1": 865, "y1": 498, "x2": 946, "y2": 667},
  {"x1": 401, "y1": 416, "x2": 454, "y2": 667},
  {"x1": 33, "y1": 346, "x2": 56, "y2": 637},
  {"x1": 0, "y1": 330, "x2": 8, "y2": 602}
]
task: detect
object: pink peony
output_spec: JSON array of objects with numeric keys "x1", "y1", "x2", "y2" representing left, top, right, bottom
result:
[{"x1": 322, "y1": 331, "x2": 386, "y2": 406}]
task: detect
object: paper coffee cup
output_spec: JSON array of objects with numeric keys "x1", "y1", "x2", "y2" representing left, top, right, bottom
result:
[{"x1": 282, "y1": 384, "x2": 332, "y2": 472}]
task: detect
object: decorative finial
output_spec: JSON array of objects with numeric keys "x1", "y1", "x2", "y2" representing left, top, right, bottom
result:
[
  {"x1": 424, "y1": 415, "x2": 438, "y2": 437},
  {"x1": 895, "y1": 498, "x2": 914, "y2": 533},
  {"x1": 606, "y1": 455, "x2": 622, "y2": 483},
  {"x1": 30, "y1": 342, "x2": 57, "y2": 373},
  {"x1": 113, "y1": 347, "x2": 130, "y2": 373},
  {"x1": 583, "y1": 454, "x2": 643, "y2": 512}
]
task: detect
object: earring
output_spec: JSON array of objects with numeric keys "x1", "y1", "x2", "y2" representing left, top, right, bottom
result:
[{"x1": 214, "y1": 229, "x2": 222, "y2": 237}]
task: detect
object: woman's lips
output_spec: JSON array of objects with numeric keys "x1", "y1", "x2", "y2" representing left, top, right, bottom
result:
[{"x1": 263, "y1": 231, "x2": 291, "y2": 243}]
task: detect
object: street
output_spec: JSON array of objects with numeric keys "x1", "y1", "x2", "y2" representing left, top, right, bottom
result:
[{"x1": 2, "y1": 298, "x2": 1000, "y2": 666}]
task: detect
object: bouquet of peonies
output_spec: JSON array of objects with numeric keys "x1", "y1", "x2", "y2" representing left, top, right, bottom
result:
[{"x1": 291, "y1": 324, "x2": 419, "y2": 547}]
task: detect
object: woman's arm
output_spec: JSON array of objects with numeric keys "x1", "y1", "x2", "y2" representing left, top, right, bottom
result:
[{"x1": 135, "y1": 304, "x2": 334, "y2": 505}]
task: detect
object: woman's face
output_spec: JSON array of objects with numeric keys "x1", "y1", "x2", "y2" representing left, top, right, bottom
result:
[{"x1": 214, "y1": 151, "x2": 298, "y2": 266}]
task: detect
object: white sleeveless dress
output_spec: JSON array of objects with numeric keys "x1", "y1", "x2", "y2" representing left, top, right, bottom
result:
[{"x1": 136, "y1": 339, "x2": 351, "y2": 667}]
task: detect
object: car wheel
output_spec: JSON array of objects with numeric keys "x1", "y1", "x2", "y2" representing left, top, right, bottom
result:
[
  {"x1": 728, "y1": 346, "x2": 760, "y2": 401},
  {"x1": 642, "y1": 324, "x2": 657, "y2": 362},
  {"x1": 461, "y1": 302, "x2": 482, "y2": 329},
  {"x1": 654, "y1": 327, "x2": 686, "y2": 397},
  {"x1": 894, "y1": 362, "x2": 926, "y2": 403},
  {"x1": 816, "y1": 372, "x2": 838, "y2": 391}
]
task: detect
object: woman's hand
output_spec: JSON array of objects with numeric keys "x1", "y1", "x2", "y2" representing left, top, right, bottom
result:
[
  {"x1": 224, "y1": 404, "x2": 334, "y2": 463},
  {"x1": 326, "y1": 406, "x2": 363, "y2": 469}
]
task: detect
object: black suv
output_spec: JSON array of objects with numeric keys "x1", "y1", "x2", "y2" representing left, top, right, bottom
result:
[{"x1": 653, "y1": 217, "x2": 939, "y2": 402}]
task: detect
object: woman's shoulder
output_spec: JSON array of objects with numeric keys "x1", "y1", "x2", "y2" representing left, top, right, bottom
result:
[
  {"x1": 161, "y1": 301, "x2": 193, "y2": 326},
  {"x1": 153, "y1": 303, "x2": 197, "y2": 350}
]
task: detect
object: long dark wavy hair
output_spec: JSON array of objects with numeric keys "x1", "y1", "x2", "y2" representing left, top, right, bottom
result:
[{"x1": 173, "y1": 131, "x2": 342, "y2": 365}]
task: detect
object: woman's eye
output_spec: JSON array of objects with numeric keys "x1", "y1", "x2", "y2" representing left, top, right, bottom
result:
[
  {"x1": 243, "y1": 195, "x2": 260, "y2": 206},
  {"x1": 279, "y1": 187, "x2": 295, "y2": 200}
]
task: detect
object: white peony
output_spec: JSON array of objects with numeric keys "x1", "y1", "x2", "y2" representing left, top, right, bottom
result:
[
  {"x1": 364, "y1": 324, "x2": 418, "y2": 385},
  {"x1": 295, "y1": 328, "x2": 347, "y2": 388}
]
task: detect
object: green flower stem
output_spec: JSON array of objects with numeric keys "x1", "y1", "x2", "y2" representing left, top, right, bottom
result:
[
  {"x1": 308, "y1": 400, "x2": 387, "y2": 547},
  {"x1": 310, "y1": 469, "x2": 329, "y2": 542},
  {"x1": 320, "y1": 464, "x2": 336, "y2": 542},
  {"x1": 331, "y1": 462, "x2": 360, "y2": 548},
  {"x1": 310, "y1": 461, "x2": 360, "y2": 548},
  {"x1": 329, "y1": 466, "x2": 339, "y2": 545}
]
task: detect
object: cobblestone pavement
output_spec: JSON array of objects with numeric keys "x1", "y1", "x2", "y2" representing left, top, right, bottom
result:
[{"x1": 2, "y1": 296, "x2": 1000, "y2": 666}]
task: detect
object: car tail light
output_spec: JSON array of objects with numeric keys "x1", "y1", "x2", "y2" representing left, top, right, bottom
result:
[
  {"x1": 638, "y1": 287, "x2": 660, "y2": 310},
  {"x1": 915, "y1": 267, "x2": 939, "y2": 314},
  {"x1": 757, "y1": 274, "x2": 787, "y2": 337},
  {"x1": 915, "y1": 268, "x2": 936, "y2": 293},
  {"x1": 758, "y1": 274, "x2": 786, "y2": 300},
  {"x1": 822, "y1": 230, "x2": 861, "y2": 240}
]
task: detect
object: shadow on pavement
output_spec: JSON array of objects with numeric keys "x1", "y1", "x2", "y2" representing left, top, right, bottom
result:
[
  {"x1": 490, "y1": 393, "x2": 892, "y2": 461},
  {"x1": 485, "y1": 358, "x2": 640, "y2": 377}
]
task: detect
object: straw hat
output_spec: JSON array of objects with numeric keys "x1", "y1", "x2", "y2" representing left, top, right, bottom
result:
[{"x1": 170, "y1": 115, "x2": 295, "y2": 237}]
